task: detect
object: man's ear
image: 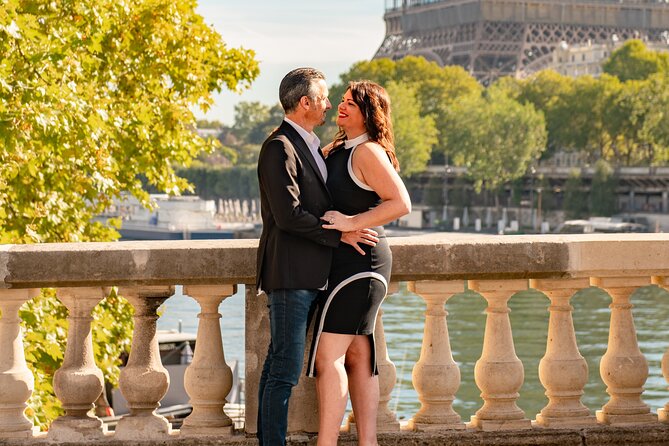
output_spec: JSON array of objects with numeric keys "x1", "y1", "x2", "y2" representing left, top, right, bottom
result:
[{"x1": 299, "y1": 96, "x2": 310, "y2": 110}]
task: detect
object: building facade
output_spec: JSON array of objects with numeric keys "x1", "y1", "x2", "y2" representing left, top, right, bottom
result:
[{"x1": 375, "y1": 0, "x2": 669, "y2": 83}]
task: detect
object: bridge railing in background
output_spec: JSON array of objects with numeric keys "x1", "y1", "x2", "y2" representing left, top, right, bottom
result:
[{"x1": 2, "y1": 234, "x2": 669, "y2": 442}]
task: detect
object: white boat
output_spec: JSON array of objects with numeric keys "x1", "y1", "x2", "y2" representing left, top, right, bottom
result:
[{"x1": 99, "y1": 194, "x2": 258, "y2": 240}]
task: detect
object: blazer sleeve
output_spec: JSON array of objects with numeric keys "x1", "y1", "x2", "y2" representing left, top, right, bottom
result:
[{"x1": 258, "y1": 138, "x2": 341, "y2": 248}]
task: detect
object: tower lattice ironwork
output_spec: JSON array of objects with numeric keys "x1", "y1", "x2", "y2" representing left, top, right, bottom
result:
[{"x1": 375, "y1": 0, "x2": 669, "y2": 83}]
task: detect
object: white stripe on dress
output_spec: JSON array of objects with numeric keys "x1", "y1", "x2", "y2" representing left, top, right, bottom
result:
[
  {"x1": 347, "y1": 145, "x2": 375, "y2": 191},
  {"x1": 307, "y1": 271, "x2": 388, "y2": 377}
]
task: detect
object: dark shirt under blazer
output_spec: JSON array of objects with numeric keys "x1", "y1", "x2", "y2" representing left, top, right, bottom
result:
[{"x1": 256, "y1": 121, "x2": 341, "y2": 292}]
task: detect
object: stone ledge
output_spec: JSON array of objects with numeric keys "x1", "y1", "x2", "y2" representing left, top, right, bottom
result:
[
  {"x1": 3, "y1": 233, "x2": 669, "y2": 289},
  {"x1": 3, "y1": 424, "x2": 669, "y2": 445}
]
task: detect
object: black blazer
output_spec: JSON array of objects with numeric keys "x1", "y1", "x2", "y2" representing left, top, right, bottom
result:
[{"x1": 256, "y1": 121, "x2": 341, "y2": 292}]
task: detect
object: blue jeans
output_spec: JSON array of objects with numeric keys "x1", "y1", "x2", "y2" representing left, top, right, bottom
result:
[{"x1": 257, "y1": 288, "x2": 319, "y2": 446}]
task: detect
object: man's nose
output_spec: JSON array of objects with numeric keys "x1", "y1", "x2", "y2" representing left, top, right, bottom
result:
[{"x1": 326, "y1": 98, "x2": 332, "y2": 110}]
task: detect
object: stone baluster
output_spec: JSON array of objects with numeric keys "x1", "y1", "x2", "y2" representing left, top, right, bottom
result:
[
  {"x1": 591, "y1": 276, "x2": 657, "y2": 425},
  {"x1": 407, "y1": 280, "x2": 465, "y2": 431},
  {"x1": 180, "y1": 285, "x2": 237, "y2": 436},
  {"x1": 346, "y1": 282, "x2": 400, "y2": 433},
  {"x1": 375, "y1": 282, "x2": 400, "y2": 432},
  {"x1": 0, "y1": 288, "x2": 39, "y2": 439},
  {"x1": 530, "y1": 279, "x2": 596, "y2": 427},
  {"x1": 652, "y1": 276, "x2": 669, "y2": 422},
  {"x1": 49, "y1": 287, "x2": 109, "y2": 441},
  {"x1": 114, "y1": 286, "x2": 174, "y2": 440},
  {"x1": 468, "y1": 280, "x2": 531, "y2": 431}
]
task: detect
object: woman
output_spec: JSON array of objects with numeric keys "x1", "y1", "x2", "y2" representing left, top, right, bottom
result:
[{"x1": 306, "y1": 80, "x2": 411, "y2": 446}]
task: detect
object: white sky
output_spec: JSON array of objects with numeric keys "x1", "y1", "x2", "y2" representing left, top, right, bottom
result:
[{"x1": 195, "y1": 0, "x2": 387, "y2": 125}]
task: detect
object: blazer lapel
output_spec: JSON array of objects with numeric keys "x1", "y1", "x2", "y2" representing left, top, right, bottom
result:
[{"x1": 280, "y1": 122, "x2": 329, "y2": 192}]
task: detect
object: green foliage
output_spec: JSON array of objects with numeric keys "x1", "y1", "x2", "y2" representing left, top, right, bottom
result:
[
  {"x1": 563, "y1": 169, "x2": 589, "y2": 219},
  {"x1": 0, "y1": 0, "x2": 259, "y2": 243},
  {"x1": 442, "y1": 88, "x2": 547, "y2": 192},
  {"x1": 603, "y1": 39, "x2": 669, "y2": 82},
  {"x1": 512, "y1": 70, "x2": 575, "y2": 159},
  {"x1": 385, "y1": 81, "x2": 437, "y2": 177},
  {"x1": 323, "y1": 56, "x2": 481, "y2": 164},
  {"x1": 590, "y1": 159, "x2": 618, "y2": 216},
  {"x1": 231, "y1": 101, "x2": 283, "y2": 146},
  {"x1": 177, "y1": 163, "x2": 259, "y2": 200},
  {"x1": 0, "y1": 0, "x2": 258, "y2": 428}
]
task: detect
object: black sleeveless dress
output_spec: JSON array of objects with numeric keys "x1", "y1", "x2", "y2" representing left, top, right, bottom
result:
[{"x1": 306, "y1": 138, "x2": 392, "y2": 377}]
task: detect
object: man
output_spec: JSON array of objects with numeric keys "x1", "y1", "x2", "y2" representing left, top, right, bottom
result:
[{"x1": 256, "y1": 67, "x2": 378, "y2": 446}]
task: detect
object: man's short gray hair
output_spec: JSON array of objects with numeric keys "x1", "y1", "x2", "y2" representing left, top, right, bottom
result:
[{"x1": 279, "y1": 67, "x2": 326, "y2": 114}]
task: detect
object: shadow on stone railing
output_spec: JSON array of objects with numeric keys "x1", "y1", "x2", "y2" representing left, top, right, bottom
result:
[{"x1": 2, "y1": 234, "x2": 669, "y2": 444}]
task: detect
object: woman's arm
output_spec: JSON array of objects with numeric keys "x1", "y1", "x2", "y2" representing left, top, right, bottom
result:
[{"x1": 321, "y1": 142, "x2": 411, "y2": 232}]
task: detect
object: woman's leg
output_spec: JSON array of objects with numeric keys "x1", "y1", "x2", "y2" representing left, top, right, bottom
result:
[
  {"x1": 315, "y1": 332, "x2": 355, "y2": 446},
  {"x1": 345, "y1": 335, "x2": 379, "y2": 446}
]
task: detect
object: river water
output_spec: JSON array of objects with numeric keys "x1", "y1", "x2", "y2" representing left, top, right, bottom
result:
[{"x1": 158, "y1": 283, "x2": 669, "y2": 422}]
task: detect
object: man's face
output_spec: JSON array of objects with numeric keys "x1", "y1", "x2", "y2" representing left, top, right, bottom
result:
[{"x1": 305, "y1": 79, "x2": 332, "y2": 127}]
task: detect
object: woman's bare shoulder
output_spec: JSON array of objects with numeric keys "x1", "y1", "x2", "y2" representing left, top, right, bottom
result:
[{"x1": 355, "y1": 141, "x2": 390, "y2": 164}]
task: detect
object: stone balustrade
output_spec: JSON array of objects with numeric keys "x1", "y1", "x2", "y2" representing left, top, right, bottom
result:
[{"x1": 2, "y1": 234, "x2": 669, "y2": 444}]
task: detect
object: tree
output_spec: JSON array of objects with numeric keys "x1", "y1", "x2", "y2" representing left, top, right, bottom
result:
[
  {"x1": 322, "y1": 56, "x2": 481, "y2": 165},
  {"x1": 603, "y1": 39, "x2": 669, "y2": 82},
  {"x1": 607, "y1": 74, "x2": 669, "y2": 165},
  {"x1": 441, "y1": 89, "x2": 547, "y2": 192},
  {"x1": 385, "y1": 81, "x2": 438, "y2": 177},
  {"x1": 511, "y1": 70, "x2": 576, "y2": 160},
  {"x1": 231, "y1": 101, "x2": 283, "y2": 146},
  {"x1": 590, "y1": 159, "x2": 618, "y2": 216},
  {"x1": 563, "y1": 169, "x2": 589, "y2": 219},
  {"x1": 1, "y1": 0, "x2": 258, "y2": 427}
]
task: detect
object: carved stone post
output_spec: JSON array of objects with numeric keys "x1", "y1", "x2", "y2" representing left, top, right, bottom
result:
[
  {"x1": 49, "y1": 287, "x2": 109, "y2": 441},
  {"x1": 468, "y1": 280, "x2": 531, "y2": 431},
  {"x1": 591, "y1": 277, "x2": 657, "y2": 425},
  {"x1": 115, "y1": 286, "x2": 174, "y2": 440},
  {"x1": 346, "y1": 282, "x2": 400, "y2": 433},
  {"x1": 653, "y1": 276, "x2": 669, "y2": 422},
  {"x1": 180, "y1": 285, "x2": 237, "y2": 436},
  {"x1": 530, "y1": 279, "x2": 596, "y2": 427},
  {"x1": 407, "y1": 280, "x2": 465, "y2": 431},
  {"x1": 0, "y1": 288, "x2": 39, "y2": 439},
  {"x1": 375, "y1": 303, "x2": 400, "y2": 432}
]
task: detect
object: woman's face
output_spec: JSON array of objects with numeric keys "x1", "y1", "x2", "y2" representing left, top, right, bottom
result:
[{"x1": 336, "y1": 89, "x2": 366, "y2": 133}]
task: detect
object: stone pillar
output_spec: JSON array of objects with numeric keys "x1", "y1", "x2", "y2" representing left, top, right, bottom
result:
[
  {"x1": 652, "y1": 276, "x2": 669, "y2": 422},
  {"x1": 49, "y1": 287, "x2": 109, "y2": 441},
  {"x1": 0, "y1": 288, "x2": 39, "y2": 439},
  {"x1": 347, "y1": 282, "x2": 401, "y2": 434},
  {"x1": 468, "y1": 280, "x2": 531, "y2": 431},
  {"x1": 530, "y1": 279, "x2": 596, "y2": 427},
  {"x1": 591, "y1": 277, "x2": 657, "y2": 425},
  {"x1": 375, "y1": 282, "x2": 400, "y2": 432},
  {"x1": 114, "y1": 286, "x2": 174, "y2": 440},
  {"x1": 662, "y1": 191, "x2": 668, "y2": 214},
  {"x1": 180, "y1": 285, "x2": 236, "y2": 436},
  {"x1": 407, "y1": 280, "x2": 465, "y2": 431},
  {"x1": 245, "y1": 284, "x2": 319, "y2": 435},
  {"x1": 244, "y1": 284, "x2": 264, "y2": 434}
]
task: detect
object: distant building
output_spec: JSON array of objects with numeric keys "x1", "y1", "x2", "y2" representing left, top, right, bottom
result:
[
  {"x1": 549, "y1": 39, "x2": 669, "y2": 77},
  {"x1": 375, "y1": 0, "x2": 669, "y2": 83}
]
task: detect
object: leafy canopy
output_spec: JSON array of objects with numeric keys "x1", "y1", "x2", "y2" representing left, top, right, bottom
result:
[
  {"x1": 0, "y1": 0, "x2": 258, "y2": 428},
  {"x1": 0, "y1": 0, "x2": 259, "y2": 244}
]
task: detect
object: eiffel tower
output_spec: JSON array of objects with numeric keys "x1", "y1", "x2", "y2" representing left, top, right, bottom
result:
[{"x1": 375, "y1": 0, "x2": 669, "y2": 83}]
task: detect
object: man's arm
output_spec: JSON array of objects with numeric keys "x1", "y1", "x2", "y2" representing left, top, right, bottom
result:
[{"x1": 258, "y1": 138, "x2": 341, "y2": 247}]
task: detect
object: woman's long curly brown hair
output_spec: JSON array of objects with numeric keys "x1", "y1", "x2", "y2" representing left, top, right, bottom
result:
[{"x1": 331, "y1": 80, "x2": 400, "y2": 172}]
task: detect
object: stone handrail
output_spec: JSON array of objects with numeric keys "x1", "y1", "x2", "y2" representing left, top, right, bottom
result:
[{"x1": 2, "y1": 233, "x2": 669, "y2": 443}]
